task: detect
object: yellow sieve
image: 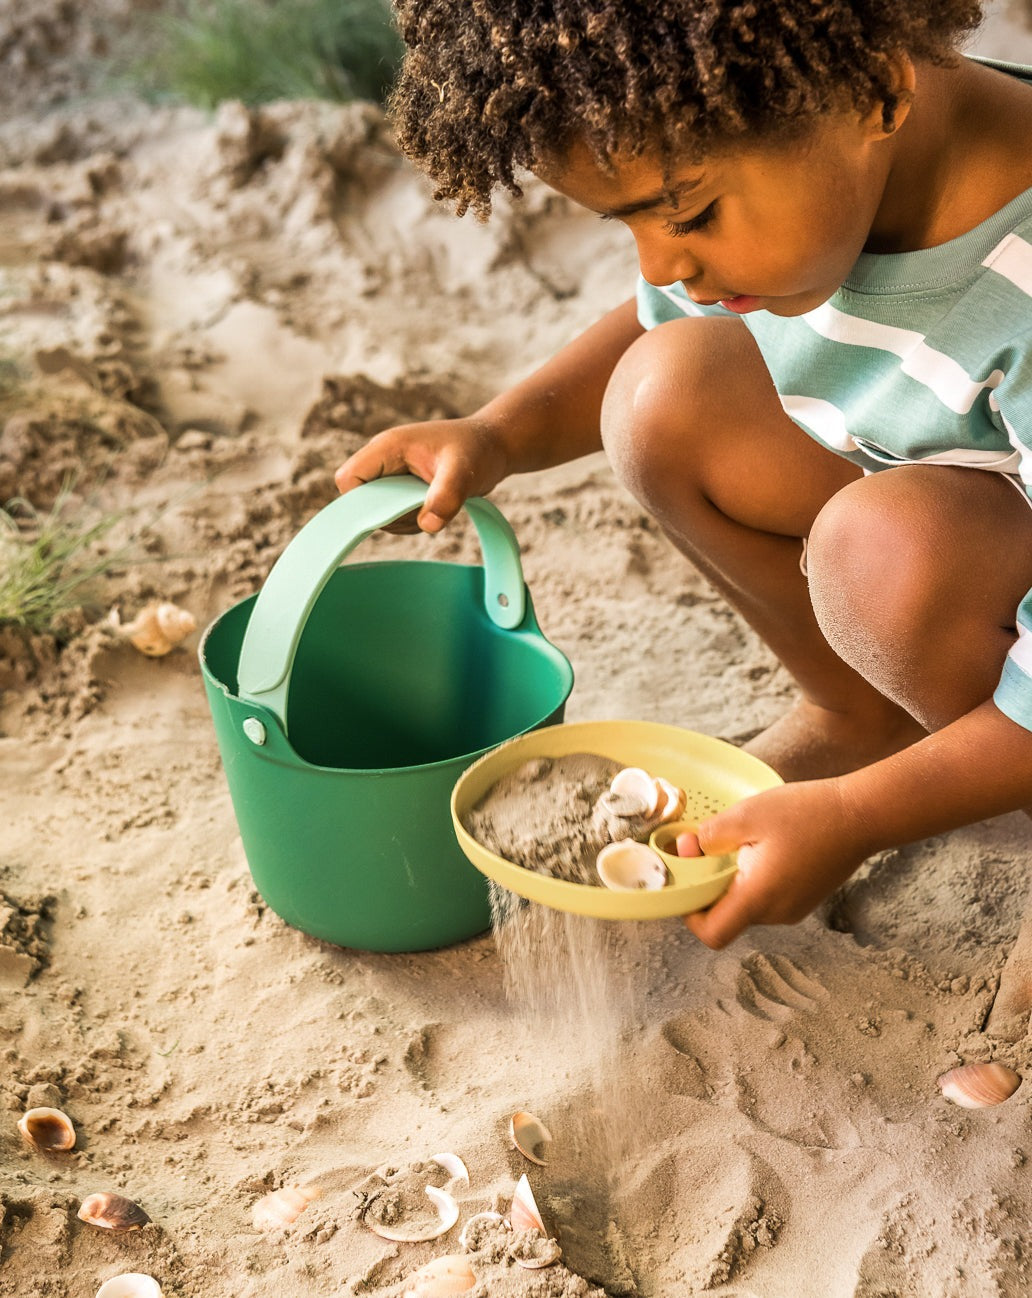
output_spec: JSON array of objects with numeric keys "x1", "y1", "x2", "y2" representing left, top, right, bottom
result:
[{"x1": 450, "y1": 719, "x2": 781, "y2": 920}]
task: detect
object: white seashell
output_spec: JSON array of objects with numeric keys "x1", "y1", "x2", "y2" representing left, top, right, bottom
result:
[
  {"x1": 402, "y1": 1253, "x2": 476, "y2": 1297},
  {"x1": 515, "y1": 1237, "x2": 563, "y2": 1270},
  {"x1": 364, "y1": 1185, "x2": 459, "y2": 1242},
  {"x1": 458, "y1": 1211, "x2": 507, "y2": 1251},
  {"x1": 430, "y1": 1152, "x2": 470, "y2": 1190},
  {"x1": 77, "y1": 1192, "x2": 150, "y2": 1231},
  {"x1": 111, "y1": 602, "x2": 196, "y2": 657},
  {"x1": 596, "y1": 841, "x2": 669, "y2": 892},
  {"x1": 252, "y1": 1183, "x2": 322, "y2": 1230},
  {"x1": 509, "y1": 1111, "x2": 553, "y2": 1166},
  {"x1": 18, "y1": 1107, "x2": 76, "y2": 1152},
  {"x1": 655, "y1": 778, "x2": 687, "y2": 823},
  {"x1": 610, "y1": 768, "x2": 661, "y2": 817},
  {"x1": 598, "y1": 789, "x2": 650, "y2": 819},
  {"x1": 937, "y1": 1061, "x2": 1021, "y2": 1109},
  {"x1": 95, "y1": 1275, "x2": 163, "y2": 1298},
  {"x1": 509, "y1": 1174, "x2": 546, "y2": 1235}
]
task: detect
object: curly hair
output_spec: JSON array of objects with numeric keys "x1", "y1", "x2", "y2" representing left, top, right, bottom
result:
[{"x1": 389, "y1": 0, "x2": 984, "y2": 215}]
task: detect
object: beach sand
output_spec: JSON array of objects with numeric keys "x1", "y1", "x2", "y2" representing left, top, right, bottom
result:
[{"x1": 3, "y1": 6, "x2": 1032, "y2": 1295}]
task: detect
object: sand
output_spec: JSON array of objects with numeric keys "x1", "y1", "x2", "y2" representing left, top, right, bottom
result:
[{"x1": 4, "y1": 5, "x2": 1032, "y2": 1296}]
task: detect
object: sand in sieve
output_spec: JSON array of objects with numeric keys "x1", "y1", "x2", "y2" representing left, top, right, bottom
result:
[{"x1": 466, "y1": 754, "x2": 660, "y2": 1285}]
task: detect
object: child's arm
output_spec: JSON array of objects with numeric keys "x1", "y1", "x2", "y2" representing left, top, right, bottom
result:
[
  {"x1": 685, "y1": 698, "x2": 1032, "y2": 948},
  {"x1": 334, "y1": 298, "x2": 644, "y2": 530}
]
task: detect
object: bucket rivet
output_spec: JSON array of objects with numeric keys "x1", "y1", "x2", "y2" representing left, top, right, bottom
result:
[
  {"x1": 243, "y1": 717, "x2": 267, "y2": 746},
  {"x1": 497, "y1": 593, "x2": 509, "y2": 607}
]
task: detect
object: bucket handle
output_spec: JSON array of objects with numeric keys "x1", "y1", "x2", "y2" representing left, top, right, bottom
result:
[{"x1": 236, "y1": 475, "x2": 527, "y2": 729}]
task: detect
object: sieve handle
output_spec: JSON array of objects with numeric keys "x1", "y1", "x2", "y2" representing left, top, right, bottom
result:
[{"x1": 235, "y1": 475, "x2": 527, "y2": 729}]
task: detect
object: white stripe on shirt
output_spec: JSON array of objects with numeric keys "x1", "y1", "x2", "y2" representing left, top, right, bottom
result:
[
  {"x1": 779, "y1": 395, "x2": 858, "y2": 451},
  {"x1": 983, "y1": 233, "x2": 1032, "y2": 298},
  {"x1": 803, "y1": 302, "x2": 1003, "y2": 415}
]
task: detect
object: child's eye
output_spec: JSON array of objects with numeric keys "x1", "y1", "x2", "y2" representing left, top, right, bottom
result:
[{"x1": 664, "y1": 201, "x2": 718, "y2": 237}]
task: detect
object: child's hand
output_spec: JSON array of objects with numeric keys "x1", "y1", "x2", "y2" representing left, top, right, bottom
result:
[
  {"x1": 683, "y1": 779, "x2": 872, "y2": 949},
  {"x1": 334, "y1": 416, "x2": 512, "y2": 534}
]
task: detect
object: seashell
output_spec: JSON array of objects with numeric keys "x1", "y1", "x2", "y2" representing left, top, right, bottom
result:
[
  {"x1": 509, "y1": 1174, "x2": 546, "y2": 1235},
  {"x1": 252, "y1": 1183, "x2": 322, "y2": 1230},
  {"x1": 95, "y1": 1275, "x2": 163, "y2": 1298},
  {"x1": 596, "y1": 841, "x2": 669, "y2": 892},
  {"x1": 364, "y1": 1185, "x2": 459, "y2": 1242},
  {"x1": 18, "y1": 1107, "x2": 76, "y2": 1152},
  {"x1": 610, "y1": 768, "x2": 661, "y2": 817},
  {"x1": 509, "y1": 1111, "x2": 553, "y2": 1166},
  {"x1": 77, "y1": 1192, "x2": 150, "y2": 1231},
  {"x1": 111, "y1": 602, "x2": 196, "y2": 657},
  {"x1": 515, "y1": 1237, "x2": 563, "y2": 1270},
  {"x1": 598, "y1": 789, "x2": 650, "y2": 819},
  {"x1": 402, "y1": 1254, "x2": 476, "y2": 1297},
  {"x1": 655, "y1": 778, "x2": 687, "y2": 823},
  {"x1": 937, "y1": 1061, "x2": 1022, "y2": 1109},
  {"x1": 430, "y1": 1152, "x2": 470, "y2": 1191},
  {"x1": 458, "y1": 1211, "x2": 507, "y2": 1251}
]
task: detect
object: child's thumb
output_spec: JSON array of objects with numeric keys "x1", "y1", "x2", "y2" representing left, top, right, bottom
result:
[{"x1": 696, "y1": 803, "x2": 748, "y2": 857}]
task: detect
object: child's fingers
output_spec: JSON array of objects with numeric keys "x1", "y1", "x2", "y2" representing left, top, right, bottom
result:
[
  {"x1": 683, "y1": 878, "x2": 752, "y2": 949},
  {"x1": 695, "y1": 803, "x2": 749, "y2": 857}
]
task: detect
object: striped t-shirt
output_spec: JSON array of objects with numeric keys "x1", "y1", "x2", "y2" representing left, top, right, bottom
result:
[{"x1": 636, "y1": 58, "x2": 1032, "y2": 733}]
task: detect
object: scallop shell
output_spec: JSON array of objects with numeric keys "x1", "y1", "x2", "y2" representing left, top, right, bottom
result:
[
  {"x1": 509, "y1": 1111, "x2": 553, "y2": 1166},
  {"x1": 610, "y1": 768, "x2": 661, "y2": 817},
  {"x1": 655, "y1": 778, "x2": 687, "y2": 823},
  {"x1": 515, "y1": 1237, "x2": 563, "y2": 1270},
  {"x1": 509, "y1": 1174, "x2": 546, "y2": 1235},
  {"x1": 95, "y1": 1275, "x2": 163, "y2": 1298},
  {"x1": 402, "y1": 1254, "x2": 477, "y2": 1297},
  {"x1": 252, "y1": 1183, "x2": 322, "y2": 1230},
  {"x1": 77, "y1": 1192, "x2": 150, "y2": 1231},
  {"x1": 937, "y1": 1061, "x2": 1022, "y2": 1109},
  {"x1": 18, "y1": 1106, "x2": 76, "y2": 1152},
  {"x1": 364, "y1": 1185, "x2": 459, "y2": 1242},
  {"x1": 596, "y1": 841, "x2": 669, "y2": 891},
  {"x1": 458, "y1": 1211, "x2": 507, "y2": 1251},
  {"x1": 112, "y1": 602, "x2": 196, "y2": 656}
]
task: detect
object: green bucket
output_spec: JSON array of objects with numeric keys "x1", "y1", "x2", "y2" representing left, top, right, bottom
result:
[{"x1": 200, "y1": 475, "x2": 574, "y2": 952}]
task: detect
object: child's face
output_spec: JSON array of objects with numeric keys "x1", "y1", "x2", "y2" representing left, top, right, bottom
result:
[{"x1": 535, "y1": 112, "x2": 895, "y2": 317}]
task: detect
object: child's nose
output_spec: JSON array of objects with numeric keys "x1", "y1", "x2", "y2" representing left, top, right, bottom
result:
[{"x1": 634, "y1": 232, "x2": 702, "y2": 291}]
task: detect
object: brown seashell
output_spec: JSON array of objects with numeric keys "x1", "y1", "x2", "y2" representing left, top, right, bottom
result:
[
  {"x1": 509, "y1": 1174, "x2": 546, "y2": 1235},
  {"x1": 77, "y1": 1192, "x2": 150, "y2": 1231},
  {"x1": 111, "y1": 602, "x2": 196, "y2": 657},
  {"x1": 509, "y1": 1111, "x2": 553, "y2": 1166},
  {"x1": 402, "y1": 1253, "x2": 476, "y2": 1297},
  {"x1": 938, "y1": 1061, "x2": 1022, "y2": 1109},
  {"x1": 18, "y1": 1107, "x2": 76, "y2": 1152},
  {"x1": 252, "y1": 1183, "x2": 322, "y2": 1231}
]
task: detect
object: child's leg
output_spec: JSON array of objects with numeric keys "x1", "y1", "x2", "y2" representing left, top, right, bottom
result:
[{"x1": 600, "y1": 314, "x2": 925, "y2": 779}]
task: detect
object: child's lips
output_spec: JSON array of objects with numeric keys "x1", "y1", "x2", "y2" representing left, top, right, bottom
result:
[{"x1": 718, "y1": 294, "x2": 763, "y2": 314}]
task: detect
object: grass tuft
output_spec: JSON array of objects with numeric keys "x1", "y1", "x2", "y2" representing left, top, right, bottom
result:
[
  {"x1": 143, "y1": 0, "x2": 403, "y2": 108},
  {"x1": 0, "y1": 487, "x2": 138, "y2": 637}
]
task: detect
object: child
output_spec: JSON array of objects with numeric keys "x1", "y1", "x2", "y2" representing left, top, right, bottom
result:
[{"x1": 335, "y1": 0, "x2": 1032, "y2": 1029}]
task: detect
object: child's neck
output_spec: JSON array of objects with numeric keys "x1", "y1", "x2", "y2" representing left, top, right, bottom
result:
[{"x1": 867, "y1": 56, "x2": 1032, "y2": 256}]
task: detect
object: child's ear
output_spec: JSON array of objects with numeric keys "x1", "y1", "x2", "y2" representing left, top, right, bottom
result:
[{"x1": 863, "y1": 52, "x2": 917, "y2": 140}]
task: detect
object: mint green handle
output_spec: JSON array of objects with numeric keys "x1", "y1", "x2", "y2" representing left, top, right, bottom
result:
[{"x1": 236, "y1": 476, "x2": 527, "y2": 729}]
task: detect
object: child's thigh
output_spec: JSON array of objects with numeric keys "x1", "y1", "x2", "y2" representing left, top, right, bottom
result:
[{"x1": 601, "y1": 315, "x2": 860, "y2": 537}]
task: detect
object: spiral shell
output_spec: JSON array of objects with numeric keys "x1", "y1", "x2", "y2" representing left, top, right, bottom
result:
[
  {"x1": 77, "y1": 1192, "x2": 150, "y2": 1231},
  {"x1": 111, "y1": 602, "x2": 196, "y2": 656},
  {"x1": 18, "y1": 1107, "x2": 76, "y2": 1152},
  {"x1": 252, "y1": 1183, "x2": 322, "y2": 1230},
  {"x1": 937, "y1": 1061, "x2": 1022, "y2": 1108}
]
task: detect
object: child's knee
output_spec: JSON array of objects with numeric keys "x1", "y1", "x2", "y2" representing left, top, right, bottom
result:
[{"x1": 600, "y1": 316, "x2": 752, "y2": 497}]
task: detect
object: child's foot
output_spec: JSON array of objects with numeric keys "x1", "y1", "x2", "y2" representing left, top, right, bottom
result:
[
  {"x1": 743, "y1": 697, "x2": 926, "y2": 782},
  {"x1": 988, "y1": 904, "x2": 1032, "y2": 1041}
]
